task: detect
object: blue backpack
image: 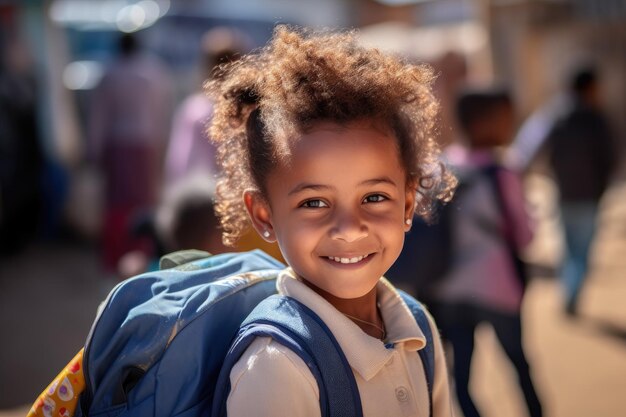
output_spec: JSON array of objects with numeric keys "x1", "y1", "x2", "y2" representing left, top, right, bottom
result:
[{"x1": 76, "y1": 250, "x2": 435, "y2": 417}]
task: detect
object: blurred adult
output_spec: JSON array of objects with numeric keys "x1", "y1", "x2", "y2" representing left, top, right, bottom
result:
[
  {"x1": 431, "y1": 51, "x2": 468, "y2": 147},
  {"x1": 541, "y1": 67, "x2": 617, "y2": 315},
  {"x1": 0, "y1": 29, "x2": 43, "y2": 255},
  {"x1": 163, "y1": 27, "x2": 251, "y2": 187},
  {"x1": 162, "y1": 27, "x2": 282, "y2": 260},
  {"x1": 88, "y1": 32, "x2": 172, "y2": 272}
]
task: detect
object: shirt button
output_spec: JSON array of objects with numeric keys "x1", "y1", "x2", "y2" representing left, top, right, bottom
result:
[{"x1": 395, "y1": 386, "x2": 410, "y2": 402}]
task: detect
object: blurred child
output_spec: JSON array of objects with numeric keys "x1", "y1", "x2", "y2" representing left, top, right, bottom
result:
[
  {"x1": 207, "y1": 26, "x2": 456, "y2": 416},
  {"x1": 117, "y1": 176, "x2": 227, "y2": 278},
  {"x1": 157, "y1": 177, "x2": 226, "y2": 254},
  {"x1": 430, "y1": 89, "x2": 543, "y2": 417}
]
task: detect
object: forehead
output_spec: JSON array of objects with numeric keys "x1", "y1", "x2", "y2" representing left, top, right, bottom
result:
[
  {"x1": 268, "y1": 120, "x2": 405, "y2": 189},
  {"x1": 290, "y1": 118, "x2": 396, "y2": 153}
]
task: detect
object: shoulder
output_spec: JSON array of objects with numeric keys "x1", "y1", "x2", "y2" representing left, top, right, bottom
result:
[
  {"x1": 227, "y1": 337, "x2": 320, "y2": 416},
  {"x1": 230, "y1": 337, "x2": 318, "y2": 388},
  {"x1": 403, "y1": 293, "x2": 440, "y2": 341}
]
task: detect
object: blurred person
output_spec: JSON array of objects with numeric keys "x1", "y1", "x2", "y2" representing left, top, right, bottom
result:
[
  {"x1": 0, "y1": 28, "x2": 43, "y2": 255},
  {"x1": 88, "y1": 32, "x2": 172, "y2": 272},
  {"x1": 117, "y1": 175, "x2": 228, "y2": 279},
  {"x1": 432, "y1": 51, "x2": 468, "y2": 147},
  {"x1": 163, "y1": 27, "x2": 251, "y2": 187},
  {"x1": 507, "y1": 95, "x2": 569, "y2": 172},
  {"x1": 164, "y1": 27, "x2": 284, "y2": 261},
  {"x1": 539, "y1": 67, "x2": 617, "y2": 316},
  {"x1": 430, "y1": 89, "x2": 543, "y2": 417}
]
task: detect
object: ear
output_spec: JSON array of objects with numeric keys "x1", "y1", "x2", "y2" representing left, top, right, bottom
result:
[
  {"x1": 243, "y1": 190, "x2": 276, "y2": 242},
  {"x1": 403, "y1": 181, "x2": 417, "y2": 232}
]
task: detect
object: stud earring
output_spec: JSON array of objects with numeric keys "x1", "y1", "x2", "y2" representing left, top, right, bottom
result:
[
  {"x1": 263, "y1": 230, "x2": 271, "y2": 238},
  {"x1": 405, "y1": 218, "x2": 412, "y2": 226}
]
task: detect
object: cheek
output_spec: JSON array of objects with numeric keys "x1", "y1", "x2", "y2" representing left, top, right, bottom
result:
[
  {"x1": 379, "y1": 211, "x2": 408, "y2": 250},
  {"x1": 384, "y1": 232, "x2": 407, "y2": 271},
  {"x1": 376, "y1": 217, "x2": 403, "y2": 234},
  {"x1": 386, "y1": 224, "x2": 406, "y2": 248},
  {"x1": 275, "y1": 214, "x2": 321, "y2": 236},
  {"x1": 274, "y1": 218, "x2": 321, "y2": 254},
  {"x1": 369, "y1": 202, "x2": 407, "y2": 224},
  {"x1": 368, "y1": 214, "x2": 406, "y2": 254}
]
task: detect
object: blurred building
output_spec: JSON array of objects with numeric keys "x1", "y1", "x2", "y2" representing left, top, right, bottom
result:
[
  {"x1": 8, "y1": 0, "x2": 625, "y2": 155},
  {"x1": 1, "y1": 0, "x2": 624, "y2": 241},
  {"x1": 356, "y1": 0, "x2": 625, "y2": 156},
  {"x1": 486, "y1": 0, "x2": 625, "y2": 155}
]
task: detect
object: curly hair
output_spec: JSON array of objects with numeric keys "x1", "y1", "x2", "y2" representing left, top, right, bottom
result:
[{"x1": 207, "y1": 26, "x2": 456, "y2": 246}]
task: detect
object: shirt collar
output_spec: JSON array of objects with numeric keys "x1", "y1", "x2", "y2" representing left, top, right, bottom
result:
[{"x1": 277, "y1": 269, "x2": 426, "y2": 381}]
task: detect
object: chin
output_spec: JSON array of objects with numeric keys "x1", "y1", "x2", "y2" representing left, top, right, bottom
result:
[{"x1": 329, "y1": 283, "x2": 378, "y2": 300}]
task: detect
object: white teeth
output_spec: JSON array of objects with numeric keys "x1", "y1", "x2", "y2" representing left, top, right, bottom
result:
[{"x1": 327, "y1": 254, "x2": 367, "y2": 264}]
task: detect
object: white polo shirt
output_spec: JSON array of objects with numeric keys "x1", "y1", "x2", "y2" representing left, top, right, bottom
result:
[{"x1": 226, "y1": 269, "x2": 454, "y2": 417}]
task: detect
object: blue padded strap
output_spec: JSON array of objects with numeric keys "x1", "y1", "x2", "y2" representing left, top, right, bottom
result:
[
  {"x1": 399, "y1": 291, "x2": 434, "y2": 417},
  {"x1": 212, "y1": 295, "x2": 362, "y2": 417}
]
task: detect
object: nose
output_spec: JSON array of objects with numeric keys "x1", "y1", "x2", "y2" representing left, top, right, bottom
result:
[{"x1": 329, "y1": 208, "x2": 368, "y2": 243}]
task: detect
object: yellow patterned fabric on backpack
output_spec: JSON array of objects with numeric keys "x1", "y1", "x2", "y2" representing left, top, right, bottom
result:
[{"x1": 28, "y1": 349, "x2": 85, "y2": 417}]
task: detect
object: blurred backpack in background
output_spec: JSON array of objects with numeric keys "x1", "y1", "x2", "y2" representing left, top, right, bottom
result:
[
  {"x1": 386, "y1": 165, "x2": 529, "y2": 302},
  {"x1": 385, "y1": 178, "x2": 470, "y2": 303}
]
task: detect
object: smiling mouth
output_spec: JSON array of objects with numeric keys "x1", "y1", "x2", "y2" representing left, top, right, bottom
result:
[{"x1": 325, "y1": 253, "x2": 372, "y2": 264}]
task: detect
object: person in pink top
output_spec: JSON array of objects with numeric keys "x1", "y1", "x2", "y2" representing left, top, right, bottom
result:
[
  {"x1": 164, "y1": 27, "x2": 252, "y2": 188},
  {"x1": 89, "y1": 33, "x2": 172, "y2": 272},
  {"x1": 430, "y1": 89, "x2": 543, "y2": 417}
]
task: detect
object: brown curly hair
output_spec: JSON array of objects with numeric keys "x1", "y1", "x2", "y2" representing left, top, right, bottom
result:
[{"x1": 206, "y1": 26, "x2": 456, "y2": 246}]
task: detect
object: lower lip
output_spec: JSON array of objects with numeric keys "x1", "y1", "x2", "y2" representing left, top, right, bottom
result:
[{"x1": 321, "y1": 254, "x2": 375, "y2": 269}]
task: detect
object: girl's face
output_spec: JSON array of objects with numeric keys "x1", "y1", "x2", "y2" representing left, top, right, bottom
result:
[{"x1": 245, "y1": 120, "x2": 416, "y2": 299}]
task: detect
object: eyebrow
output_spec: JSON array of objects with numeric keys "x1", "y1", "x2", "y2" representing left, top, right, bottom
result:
[
  {"x1": 288, "y1": 177, "x2": 397, "y2": 196},
  {"x1": 288, "y1": 183, "x2": 334, "y2": 196},
  {"x1": 360, "y1": 177, "x2": 398, "y2": 187}
]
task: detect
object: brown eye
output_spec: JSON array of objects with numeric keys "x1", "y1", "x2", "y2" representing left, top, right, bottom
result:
[
  {"x1": 301, "y1": 199, "x2": 329, "y2": 208},
  {"x1": 363, "y1": 194, "x2": 386, "y2": 203}
]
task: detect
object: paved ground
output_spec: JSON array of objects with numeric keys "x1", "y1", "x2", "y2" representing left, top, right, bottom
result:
[
  {"x1": 1, "y1": 177, "x2": 625, "y2": 416},
  {"x1": 0, "y1": 241, "x2": 111, "y2": 415}
]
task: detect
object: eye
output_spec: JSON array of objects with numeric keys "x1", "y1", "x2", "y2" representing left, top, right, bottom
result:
[
  {"x1": 363, "y1": 194, "x2": 387, "y2": 203},
  {"x1": 300, "y1": 199, "x2": 329, "y2": 208}
]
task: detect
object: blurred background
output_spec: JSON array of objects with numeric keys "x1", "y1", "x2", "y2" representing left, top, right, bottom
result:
[{"x1": 0, "y1": 0, "x2": 625, "y2": 416}]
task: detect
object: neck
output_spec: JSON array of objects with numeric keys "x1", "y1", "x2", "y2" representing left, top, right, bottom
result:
[{"x1": 302, "y1": 279, "x2": 383, "y2": 339}]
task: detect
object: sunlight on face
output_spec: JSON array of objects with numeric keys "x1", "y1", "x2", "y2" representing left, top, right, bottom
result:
[{"x1": 261, "y1": 120, "x2": 415, "y2": 299}]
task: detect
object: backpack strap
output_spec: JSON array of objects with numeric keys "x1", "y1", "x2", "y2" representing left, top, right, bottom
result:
[
  {"x1": 212, "y1": 295, "x2": 362, "y2": 417},
  {"x1": 398, "y1": 291, "x2": 435, "y2": 417},
  {"x1": 158, "y1": 249, "x2": 211, "y2": 270},
  {"x1": 481, "y1": 164, "x2": 529, "y2": 291},
  {"x1": 28, "y1": 349, "x2": 85, "y2": 417}
]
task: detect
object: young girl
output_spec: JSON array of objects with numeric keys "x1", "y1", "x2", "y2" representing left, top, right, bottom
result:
[{"x1": 207, "y1": 26, "x2": 456, "y2": 417}]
